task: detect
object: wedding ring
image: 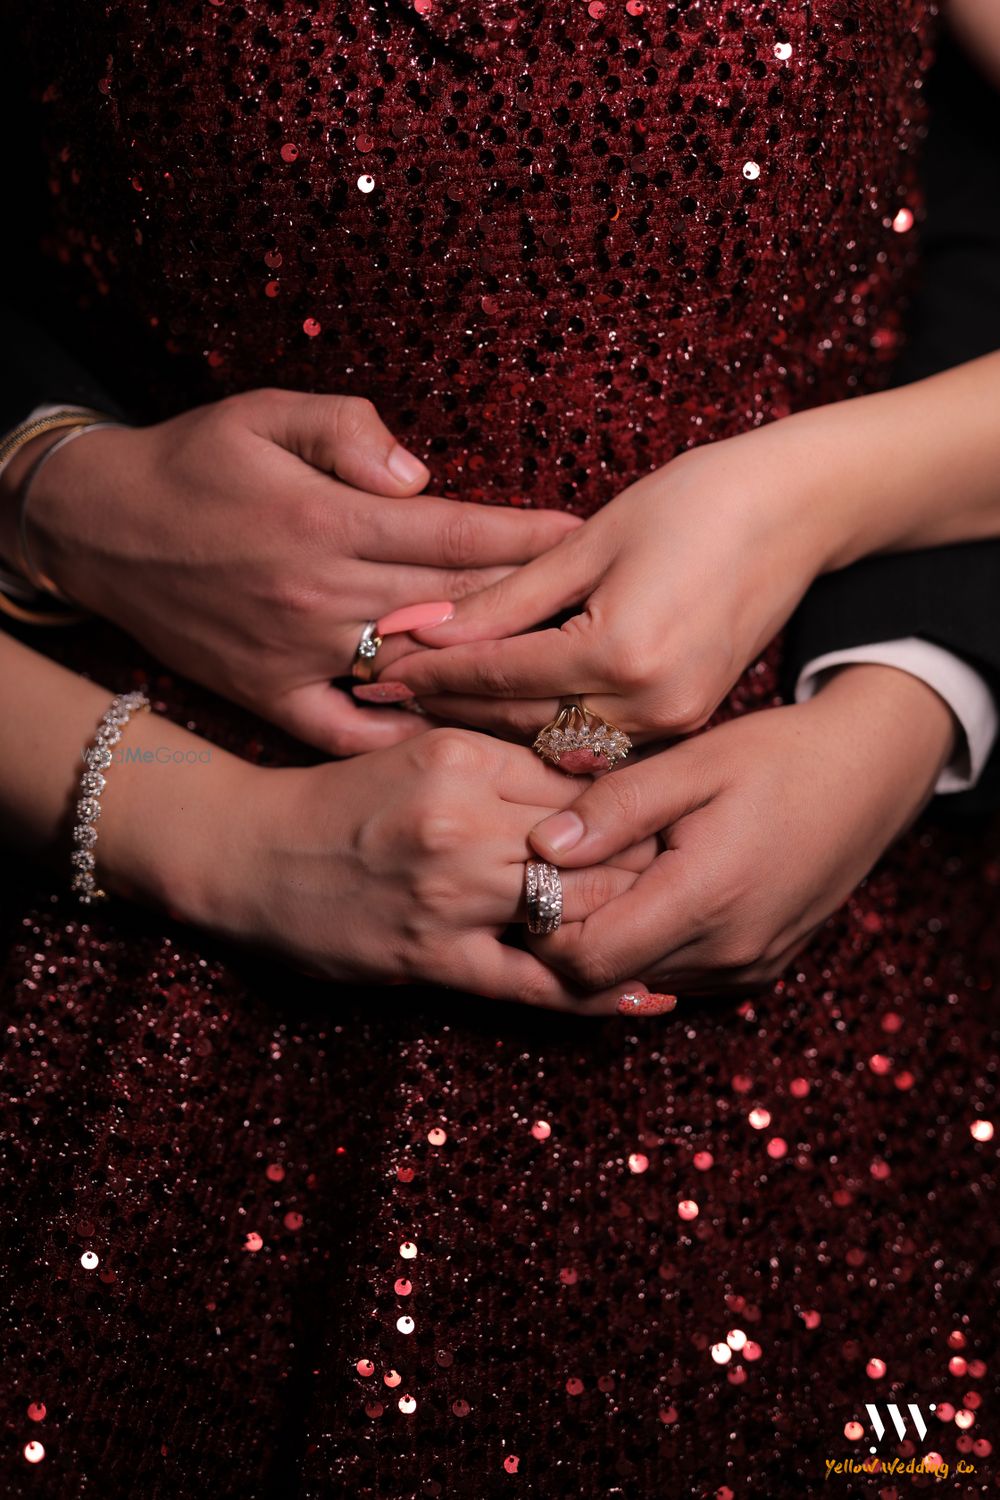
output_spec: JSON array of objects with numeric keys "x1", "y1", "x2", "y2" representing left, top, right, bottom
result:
[
  {"x1": 533, "y1": 696, "x2": 632, "y2": 775},
  {"x1": 352, "y1": 620, "x2": 383, "y2": 682},
  {"x1": 525, "y1": 859, "x2": 563, "y2": 936}
]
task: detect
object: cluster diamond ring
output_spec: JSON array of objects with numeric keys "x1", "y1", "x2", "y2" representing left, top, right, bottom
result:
[
  {"x1": 525, "y1": 859, "x2": 563, "y2": 936},
  {"x1": 533, "y1": 696, "x2": 632, "y2": 774}
]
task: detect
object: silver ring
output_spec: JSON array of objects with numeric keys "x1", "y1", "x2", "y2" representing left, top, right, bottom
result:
[
  {"x1": 352, "y1": 620, "x2": 383, "y2": 682},
  {"x1": 525, "y1": 859, "x2": 563, "y2": 936}
]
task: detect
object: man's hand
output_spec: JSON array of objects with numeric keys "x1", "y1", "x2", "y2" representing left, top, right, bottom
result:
[
  {"x1": 522, "y1": 665, "x2": 957, "y2": 995},
  {"x1": 15, "y1": 389, "x2": 580, "y2": 754}
]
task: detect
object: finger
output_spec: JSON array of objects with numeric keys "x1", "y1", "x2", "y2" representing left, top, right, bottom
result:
[
  {"x1": 413, "y1": 693, "x2": 561, "y2": 742},
  {"x1": 556, "y1": 865, "x2": 643, "y2": 921},
  {"x1": 359, "y1": 495, "x2": 582, "y2": 569},
  {"x1": 390, "y1": 626, "x2": 600, "y2": 702},
  {"x1": 254, "y1": 390, "x2": 432, "y2": 496},
  {"x1": 453, "y1": 935, "x2": 648, "y2": 1016},
  {"x1": 527, "y1": 742, "x2": 717, "y2": 866},
  {"x1": 271, "y1": 681, "x2": 431, "y2": 757},
  {"x1": 532, "y1": 836, "x2": 728, "y2": 986},
  {"x1": 402, "y1": 519, "x2": 599, "y2": 646}
]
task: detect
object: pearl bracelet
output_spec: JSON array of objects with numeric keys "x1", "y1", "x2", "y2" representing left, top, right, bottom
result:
[{"x1": 72, "y1": 690, "x2": 151, "y2": 904}]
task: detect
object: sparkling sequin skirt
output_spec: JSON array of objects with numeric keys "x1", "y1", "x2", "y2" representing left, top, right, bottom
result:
[{"x1": 1, "y1": 626, "x2": 998, "y2": 1498}]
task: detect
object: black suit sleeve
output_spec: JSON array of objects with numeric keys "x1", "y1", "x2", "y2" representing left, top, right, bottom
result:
[{"x1": 784, "y1": 33, "x2": 1000, "y2": 813}]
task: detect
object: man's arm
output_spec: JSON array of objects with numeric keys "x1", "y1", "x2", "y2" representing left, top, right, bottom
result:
[{"x1": 785, "y1": 29, "x2": 1000, "y2": 812}]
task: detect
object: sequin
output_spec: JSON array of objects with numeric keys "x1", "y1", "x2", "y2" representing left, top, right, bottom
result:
[
  {"x1": 427, "y1": 1127, "x2": 447, "y2": 1146},
  {"x1": 5, "y1": 7, "x2": 982, "y2": 1496},
  {"x1": 80, "y1": 1251, "x2": 99, "y2": 1270},
  {"x1": 748, "y1": 1108, "x2": 771, "y2": 1130},
  {"x1": 773, "y1": 42, "x2": 793, "y2": 60},
  {"x1": 970, "y1": 1119, "x2": 994, "y2": 1141},
  {"x1": 742, "y1": 161, "x2": 761, "y2": 181},
  {"x1": 627, "y1": 1153, "x2": 649, "y2": 1174},
  {"x1": 27, "y1": 1403, "x2": 46, "y2": 1422},
  {"x1": 383, "y1": 1369, "x2": 402, "y2": 1388},
  {"x1": 396, "y1": 1316, "x2": 415, "y2": 1334},
  {"x1": 356, "y1": 1360, "x2": 375, "y2": 1377},
  {"x1": 357, "y1": 175, "x2": 375, "y2": 194},
  {"x1": 24, "y1": 1442, "x2": 45, "y2": 1464},
  {"x1": 866, "y1": 1358, "x2": 886, "y2": 1379},
  {"x1": 710, "y1": 1343, "x2": 732, "y2": 1365},
  {"x1": 398, "y1": 1395, "x2": 416, "y2": 1414}
]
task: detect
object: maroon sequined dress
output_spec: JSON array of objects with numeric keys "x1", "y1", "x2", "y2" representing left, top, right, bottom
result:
[{"x1": 3, "y1": 4, "x2": 999, "y2": 1496}]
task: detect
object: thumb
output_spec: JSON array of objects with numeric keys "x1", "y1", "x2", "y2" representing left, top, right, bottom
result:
[
  {"x1": 262, "y1": 390, "x2": 430, "y2": 496},
  {"x1": 528, "y1": 747, "x2": 710, "y2": 865}
]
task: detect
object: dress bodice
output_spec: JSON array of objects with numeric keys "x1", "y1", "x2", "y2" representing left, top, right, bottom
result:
[{"x1": 28, "y1": 0, "x2": 932, "y2": 513}]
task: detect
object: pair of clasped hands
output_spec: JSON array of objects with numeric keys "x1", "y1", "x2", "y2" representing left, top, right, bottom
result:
[{"x1": 31, "y1": 390, "x2": 955, "y2": 1013}]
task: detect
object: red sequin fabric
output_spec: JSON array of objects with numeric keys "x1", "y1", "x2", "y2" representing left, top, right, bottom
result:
[{"x1": 3, "y1": 3, "x2": 1000, "y2": 1496}]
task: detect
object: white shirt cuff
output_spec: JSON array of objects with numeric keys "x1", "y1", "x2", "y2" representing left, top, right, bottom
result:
[{"x1": 795, "y1": 637, "x2": 998, "y2": 794}]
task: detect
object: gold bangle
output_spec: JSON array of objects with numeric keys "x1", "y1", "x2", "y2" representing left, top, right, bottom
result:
[
  {"x1": 0, "y1": 407, "x2": 108, "y2": 476},
  {"x1": 0, "y1": 588, "x2": 87, "y2": 626}
]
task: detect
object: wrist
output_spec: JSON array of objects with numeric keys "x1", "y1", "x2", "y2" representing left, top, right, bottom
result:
[
  {"x1": 96, "y1": 724, "x2": 269, "y2": 934},
  {"x1": 806, "y1": 662, "x2": 957, "y2": 791},
  {"x1": 15, "y1": 425, "x2": 139, "y2": 608},
  {"x1": 0, "y1": 430, "x2": 68, "y2": 571}
]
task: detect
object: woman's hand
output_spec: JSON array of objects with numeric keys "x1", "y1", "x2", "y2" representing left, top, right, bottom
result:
[
  {"x1": 121, "y1": 726, "x2": 657, "y2": 1008},
  {"x1": 386, "y1": 349, "x2": 1000, "y2": 745},
  {"x1": 519, "y1": 665, "x2": 957, "y2": 995},
  {"x1": 12, "y1": 389, "x2": 578, "y2": 754},
  {"x1": 385, "y1": 425, "x2": 836, "y2": 742}
]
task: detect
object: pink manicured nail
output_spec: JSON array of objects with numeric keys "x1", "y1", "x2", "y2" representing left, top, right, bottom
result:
[
  {"x1": 532, "y1": 810, "x2": 584, "y2": 855},
  {"x1": 616, "y1": 992, "x2": 678, "y2": 1018},
  {"x1": 352, "y1": 681, "x2": 416, "y2": 704},
  {"x1": 376, "y1": 601, "x2": 455, "y2": 636}
]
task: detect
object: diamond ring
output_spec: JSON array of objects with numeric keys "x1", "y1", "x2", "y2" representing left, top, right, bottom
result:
[
  {"x1": 351, "y1": 620, "x2": 383, "y2": 682},
  {"x1": 524, "y1": 859, "x2": 563, "y2": 936}
]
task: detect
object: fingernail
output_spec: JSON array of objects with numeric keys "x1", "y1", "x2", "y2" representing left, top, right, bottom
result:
[
  {"x1": 377, "y1": 601, "x2": 455, "y2": 635},
  {"x1": 352, "y1": 681, "x2": 416, "y2": 703},
  {"x1": 386, "y1": 444, "x2": 428, "y2": 486},
  {"x1": 532, "y1": 810, "x2": 584, "y2": 854},
  {"x1": 616, "y1": 992, "x2": 678, "y2": 1018}
]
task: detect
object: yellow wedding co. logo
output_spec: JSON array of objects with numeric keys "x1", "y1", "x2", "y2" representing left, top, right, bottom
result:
[{"x1": 824, "y1": 1402, "x2": 983, "y2": 1482}]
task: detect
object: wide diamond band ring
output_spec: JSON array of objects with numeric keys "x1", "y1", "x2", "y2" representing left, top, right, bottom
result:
[
  {"x1": 533, "y1": 696, "x2": 632, "y2": 774},
  {"x1": 352, "y1": 620, "x2": 383, "y2": 682},
  {"x1": 525, "y1": 859, "x2": 563, "y2": 936}
]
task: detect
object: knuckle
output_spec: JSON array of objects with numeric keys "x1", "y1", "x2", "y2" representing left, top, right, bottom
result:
[
  {"x1": 574, "y1": 946, "x2": 624, "y2": 992},
  {"x1": 412, "y1": 727, "x2": 478, "y2": 777},
  {"x1": 518, "y1": 974, "x2": 556, "y2": 1009},
  {"x1": 332, "y1": 394, "x2": 377, "y2": 446},
  {"x1": 609, "y1": 633, "x2": 657, "y2": 693},
  {"x1": 409, "y1": 806, "x2": 463, "y2": 858},
  {"x1": 439, "y1": 509, "x2": 479, "y2": 569},
  {"x1": 593, "y1": 770, "x2": 642, "y2": 830},
  {"x1": 574, "y1": 866, "x2": 616, "y2": 913},
  {"x1": 474, "y1": 646, "x2": 518, "y2": 697},
  {"x1": 669, "y1": 683, "x2": 713, "y2": 733},
  {"x1": 717, "y1": 928, "x2": 767, "y2": 971}
]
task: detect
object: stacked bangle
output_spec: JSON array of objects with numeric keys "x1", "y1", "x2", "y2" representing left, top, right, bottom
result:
[
  {"x1": 0, "y1": 406, "x2": 124, "y2": 625},
  {"x1": 73, "y1": 690, "x2": 151, "y2": 904}
]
